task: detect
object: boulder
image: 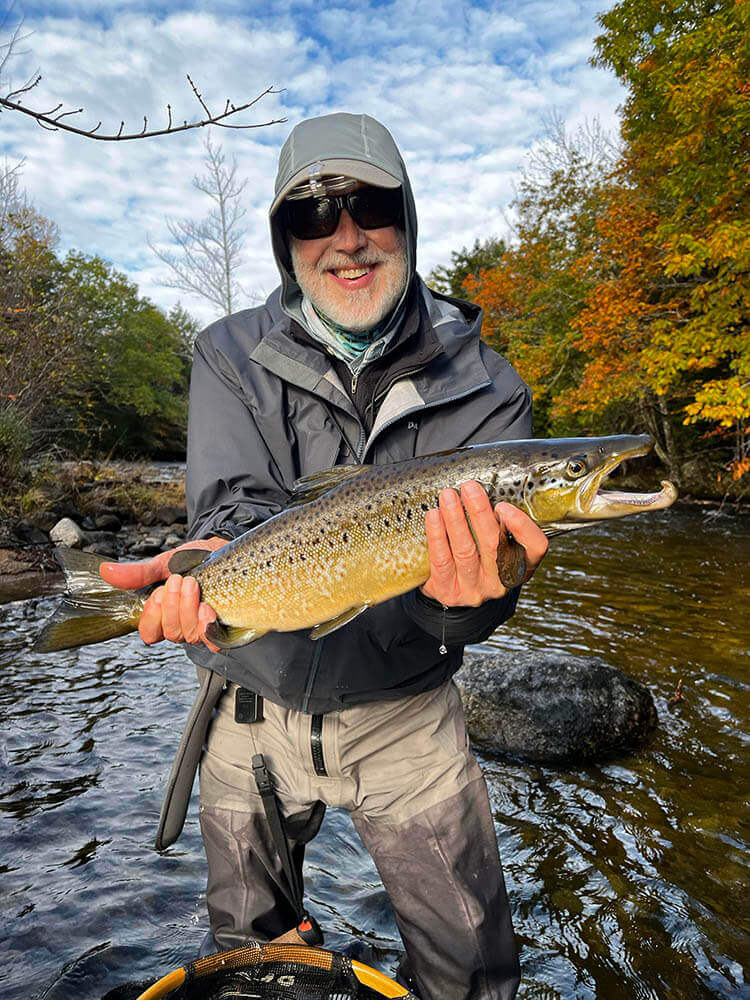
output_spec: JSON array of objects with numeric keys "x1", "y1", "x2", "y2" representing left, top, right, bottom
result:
[
  {"x1": 49, "y1": 517, "x2": 86, "y2": 549},
  {"x1": 154, "y1": 504, "x2": 188, "y2": 525},
  {"x1": 13, "y1": 520, "x2": 49, "y2": 545},
  {"x1": 82, "y1": 530, "x2": 119, "y2": 556},
  {"x1": 456, "y1": 648, "x2": 657, "y2": 764},
  {"x1": 94, "y1": 512, "x2": 122, "y2": 532}
]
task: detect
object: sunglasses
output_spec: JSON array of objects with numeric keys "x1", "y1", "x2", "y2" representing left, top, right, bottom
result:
[{"x1": 282, "y1": 186, "x2": 403, "y2": 240}]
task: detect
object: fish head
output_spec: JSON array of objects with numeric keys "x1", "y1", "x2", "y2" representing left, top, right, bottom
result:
[{"x1": 516, "y1": 435, "x2": 678, "y2": 532}]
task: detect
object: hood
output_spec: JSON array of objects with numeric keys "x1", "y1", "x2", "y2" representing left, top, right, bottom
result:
[{"x1": 269, "y1": 112, "x2": 418, "y2": 328}]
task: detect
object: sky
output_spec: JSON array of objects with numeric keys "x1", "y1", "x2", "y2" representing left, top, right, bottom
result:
[{"x1": 0, "y1": 0, "x2": 625, "y2": 326}]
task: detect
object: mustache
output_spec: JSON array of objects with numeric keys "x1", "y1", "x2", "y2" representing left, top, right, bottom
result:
[
  {"x1": 317, "y1": 248, "x2": 394, "y2": 272},
  {"x1": 316, "y1": 232, "x2": 407, "y2": 274}
]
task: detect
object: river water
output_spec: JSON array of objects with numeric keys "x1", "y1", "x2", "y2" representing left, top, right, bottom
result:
[{"x1": 1, "y1": 508, "x2": 748, "y2": 999}]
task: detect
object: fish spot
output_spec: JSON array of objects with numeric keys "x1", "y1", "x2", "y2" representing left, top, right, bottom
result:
[
  {"x1": 342, "y1": 532, "x2": 349, "y2": 543},
  {"x1": 266, "y1": 560, "x2": 272, "y2": 567},
  {"x1": 421, "y1": 503, "x2": 429, "y2": 511},
  {"x1": 384, "y1": 518, "x2": 390, "y2": 527}
]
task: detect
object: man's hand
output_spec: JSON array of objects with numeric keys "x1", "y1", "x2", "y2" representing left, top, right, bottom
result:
[
  {"x1": 99, "y1": 537, "x2": 228, "y2": 651},
  {"x1": 420, "y1": 480, "x2": 548, "y2": 607}
]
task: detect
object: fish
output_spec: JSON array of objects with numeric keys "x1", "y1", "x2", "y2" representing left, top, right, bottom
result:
[{"x1": 33, "y1": 434, "x2": 677, "y2": 654}]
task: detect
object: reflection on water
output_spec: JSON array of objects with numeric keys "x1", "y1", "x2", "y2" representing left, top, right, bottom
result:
[{"x1": 0, "y1": 509, "x2": 748, "y2": 999}]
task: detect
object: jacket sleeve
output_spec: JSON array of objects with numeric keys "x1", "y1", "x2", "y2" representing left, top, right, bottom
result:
[
  {"x1": 402, "y1": 375, "x2": 533, "y2": 645},
  {"x1": 186, "y1": 333, "x2": 288, "y2": 541}
]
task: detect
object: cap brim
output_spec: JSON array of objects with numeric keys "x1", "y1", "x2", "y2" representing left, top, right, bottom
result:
[{"x1": 270, "y1": 158, "x2": 401, "y2": 216}]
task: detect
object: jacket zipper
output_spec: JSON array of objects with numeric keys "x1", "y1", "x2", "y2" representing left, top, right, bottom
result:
[{"x1": 362, "y1": 379, "x2": 492, "y2": 462}]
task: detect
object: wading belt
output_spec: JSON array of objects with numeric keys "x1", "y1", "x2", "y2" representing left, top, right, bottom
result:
[{"x1": 249, "y1": 727, "x2": 323, "y2": 947}]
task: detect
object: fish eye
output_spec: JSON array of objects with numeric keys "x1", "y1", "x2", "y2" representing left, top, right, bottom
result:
[{"x1": 566, "y1": 458, "x2": 587, "y2": 478}]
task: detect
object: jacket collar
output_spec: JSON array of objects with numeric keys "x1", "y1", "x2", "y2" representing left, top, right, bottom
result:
[{"x1": 249, "y1": 279, "x2": 491, "y2": 436}]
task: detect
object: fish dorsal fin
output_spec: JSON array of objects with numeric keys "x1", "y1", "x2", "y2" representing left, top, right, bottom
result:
[
  {"x1": 309, "y1": 604, "x2": 370, "y2": 640},
  {"x1": 168, "y1": 548, "x2": 213, "y2": 575},
  {"x1": 287, "y1": 464, "x2": 371, "y2": 507},
  {"x1": 205, "y1": 621, "x2": 267, "y2": 648}
]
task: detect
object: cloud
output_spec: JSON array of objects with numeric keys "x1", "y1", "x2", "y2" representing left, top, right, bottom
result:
[{"x1": 1, "y1": 0, "x2": 624, "y2": 325}]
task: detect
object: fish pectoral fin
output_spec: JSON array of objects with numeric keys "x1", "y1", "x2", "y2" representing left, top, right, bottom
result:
[
  {"x1": 496, "y1": 531, "x2": 527, "y2": 589},
  {"x1": 287, "y1": 464, "x2": 371, "y2": 507},
  {"x1": 204, "y1": 621, "x2": 267, "y2": 648},
  {"x1": 309, "y1": 604, "x2": 370, "y2": 640},
  {"x1": 168, "y1": 548, "x2": 214, "y2": 575}
]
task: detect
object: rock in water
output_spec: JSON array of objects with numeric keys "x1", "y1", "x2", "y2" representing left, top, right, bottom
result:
[{"x1": 456, "y1": 649, "x2": 657, "y2": 764}]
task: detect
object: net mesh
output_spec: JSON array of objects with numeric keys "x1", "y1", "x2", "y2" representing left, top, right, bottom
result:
[{"x1": 102, "y1": 943, "x2": 419, "y2": 1000}]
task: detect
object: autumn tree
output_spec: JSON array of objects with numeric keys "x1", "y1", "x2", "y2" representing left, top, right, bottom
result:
[
  {"x1": 427, "y1": 237, "x2": 506, "y2": 298},
  {"x1": 591, "y1": 0, "x2": 750, "y2": 478},
  {"x1": 465, "y1": 117, "x2": 618, "y2": 435}
]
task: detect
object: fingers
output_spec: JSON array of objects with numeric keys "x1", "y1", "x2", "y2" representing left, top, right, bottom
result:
[
  {"x1": 100, "y1": 537, "x2": 229, "y2": 650},
  {"x1": 99, "y1": 536, "x2": 228, "y2": 590},
  {"x1": 494, "y1": 502, "x2": 549, "y2": 582},
  {"x1": 139, "y1": 587, "x2": 166, "y2": 645},
  {"x1": 460, "y1": 481, "x2": 501, "y2": 578},
  {"x1": 421, "y1": 482, "x2": 505, "y2": 606},
  {"x1": 100, "y1": 551, "x2": 173, "y2": 590},
  {"x1": 422, "y1": 507, "x2": 458, "y2": 602},
  {"x1": 138, "y1": 573, "x2": 218, "y2": 648}
]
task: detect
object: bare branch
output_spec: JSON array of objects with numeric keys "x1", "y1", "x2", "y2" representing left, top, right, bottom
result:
[
  {"x1": 187, "y1": 72, "x2": 211, "y2": 117},
  {"x1": 0, "y1": 75, "x2": 286, "y2": 140}
]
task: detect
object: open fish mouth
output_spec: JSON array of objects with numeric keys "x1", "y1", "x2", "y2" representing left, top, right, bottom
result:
[{"x1": 582, "y1": 437, "x2": 678, "y2": 518}]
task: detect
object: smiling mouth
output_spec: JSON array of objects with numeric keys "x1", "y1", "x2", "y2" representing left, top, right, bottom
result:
[{"x1": 330, "y1": 266, "x2": 374, "y2": 281}]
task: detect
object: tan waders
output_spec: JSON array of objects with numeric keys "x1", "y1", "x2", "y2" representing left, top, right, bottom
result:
[{"x1": 198, "y1": 680, "x2": 520, "y2": 1000}]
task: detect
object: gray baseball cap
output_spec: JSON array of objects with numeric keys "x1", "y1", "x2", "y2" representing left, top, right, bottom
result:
[{"x1": 270, "y1": 114, "x2": 402, "y2": 217}]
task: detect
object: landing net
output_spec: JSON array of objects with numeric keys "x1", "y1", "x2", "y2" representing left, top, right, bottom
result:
[{"x1": 103, "y1": 941, "x2": 419, "y2": 1000}]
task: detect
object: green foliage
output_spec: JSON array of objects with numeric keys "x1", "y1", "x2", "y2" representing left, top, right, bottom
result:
[
  {"x1": 0, "y1": 406, "x2": 31, "y2": 479},
  {"x1": 427, "y1": 237, "x2": 506, "y2": 299},
  {"x1": 0, "y1": 201, "x2": 197, "y2": 460}
]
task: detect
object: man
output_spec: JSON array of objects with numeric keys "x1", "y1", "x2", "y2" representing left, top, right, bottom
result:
[{"x1": 102, "y1": 112, "x2": 548, "y2": 1000}]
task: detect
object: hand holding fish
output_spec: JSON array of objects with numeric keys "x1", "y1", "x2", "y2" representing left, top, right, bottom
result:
[
  {"x1": 35, "y1": 437, "x2": 678, "y2": 654},
  {"x1": 99, "y1": 537, "x2": 228, "y2": 650},
  {"x1": 420, "y1": 481, "x2": 549, "y2": 607}
]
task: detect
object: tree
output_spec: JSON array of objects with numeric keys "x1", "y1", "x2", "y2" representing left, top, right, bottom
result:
[
  {"x1": 427, "y1": 237, "x2": 506, "y2": 299},
  {"x1": 464, "y1": 118, "x2": 619, "y2": 436},
  {"x1": 150, "y1": 136, "x2": 248, "y2": 316},
  {"x1": 592, "y1": 0, "x2": 750, "y2": 478}
]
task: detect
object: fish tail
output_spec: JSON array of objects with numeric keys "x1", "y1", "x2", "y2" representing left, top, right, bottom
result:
[{"x1": 33, "y1": 548, "x2": 146, "y2": 653}]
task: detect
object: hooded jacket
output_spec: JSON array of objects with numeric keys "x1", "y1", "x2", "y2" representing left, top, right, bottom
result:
[{"x1": 181, "y1": 113, "x2": 532, "y2": 716}]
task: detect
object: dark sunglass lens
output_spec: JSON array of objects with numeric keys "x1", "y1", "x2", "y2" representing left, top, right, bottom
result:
[
  {"x1": 349, "y1": 188, "x2": 402, "y2": 230},
  {"x1": 286, "y1": 198, "x2": 339, "y2": 239}
]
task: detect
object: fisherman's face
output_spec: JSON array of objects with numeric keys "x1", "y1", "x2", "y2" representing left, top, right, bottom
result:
[{"x1": 289, "y1": 194, "x2": 408, "y2": 332}]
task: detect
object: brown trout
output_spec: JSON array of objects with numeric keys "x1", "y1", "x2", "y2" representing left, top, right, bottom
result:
[{"x1": 34, "y1": 435, "x2": 677, "y2": 653}]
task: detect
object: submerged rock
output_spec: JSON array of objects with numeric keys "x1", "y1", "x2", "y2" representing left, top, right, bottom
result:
[{"x1": 456, "y1": 648, "x2": 657, "y2": 764}]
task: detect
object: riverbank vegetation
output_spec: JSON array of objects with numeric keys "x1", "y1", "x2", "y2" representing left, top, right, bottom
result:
[{"x1": 431, "y1": 0, "x2": 748, "y2": 499}]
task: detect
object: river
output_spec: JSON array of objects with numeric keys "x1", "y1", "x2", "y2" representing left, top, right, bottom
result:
[{"x1": 1, "y1": 507, "x2": 748, "y2": 999}]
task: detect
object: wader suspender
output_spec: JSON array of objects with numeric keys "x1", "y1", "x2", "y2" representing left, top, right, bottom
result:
[{"x1": 252, "y1": 753, "x2": 323, "y2": 947}]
